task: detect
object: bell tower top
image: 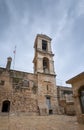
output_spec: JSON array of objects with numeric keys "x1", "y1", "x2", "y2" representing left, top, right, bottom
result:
[
  {"x1": 34, "y1": 34, "x2": 52, "y2": 47},
  {"x1": 34, "y1": 34, "x2": 52, "y2": 53},
  {"x1": 33, "y1": 34, "x2": 55, "y2": 75}
]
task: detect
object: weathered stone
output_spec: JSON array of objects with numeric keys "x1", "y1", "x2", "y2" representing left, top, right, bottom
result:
[
  {"x1": 0, "y1": 34, "x2": 58, "y2": 116},
  {"x1": 66, "y1": 72, "x2": 84, "y2": 124}
]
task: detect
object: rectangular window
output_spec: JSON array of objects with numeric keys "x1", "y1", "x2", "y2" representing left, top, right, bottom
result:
[
  {"x1": 0, "y1": 80, "x2": 5, "y2": 85},
  {"x1": 23, "y1": 80, "x2": 29, "y2": 87},
  {"x1": 47, "y1": 85, "x2": 48, "y2": 91},
  {"x1": 42, "y1": 40, "x2": 47, "y2": 51}
]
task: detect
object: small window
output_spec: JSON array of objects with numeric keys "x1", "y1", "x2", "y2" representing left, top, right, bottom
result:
[
  {"x1": 46, "y1": 96, "x2": 50, "y2": 100},
  {"x1": 0, "y1": 80, "x2": 5, "y2": 85},
  {"x1": 42, "y1": 40, "x2": 47, "y2": 51},
  {"x1": 47, "y1": 85, "x2": 48, "y2": 91},
  {"x1": 23, "y1": 80, "x2": 29, "y2": 87}
]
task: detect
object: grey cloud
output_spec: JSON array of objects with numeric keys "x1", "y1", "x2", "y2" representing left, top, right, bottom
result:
[
  {"x1": 0, "y1": 0, "x2": 84, "y2": 85},
  {"x1": 72, "y1": 15, "x2": 84, "y2": 44},
  {"x1": 0, "y1": 0, "x2": 11, "y2": 39}
]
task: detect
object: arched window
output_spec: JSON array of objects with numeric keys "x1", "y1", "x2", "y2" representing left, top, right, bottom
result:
[
  {"x1": 2, "y1": 100, "x2": 10, "y2": 112},
  {"x1": 79, "y1": 86, "x2": 84, "y2": 113},
  {"x1": 43, "y1": 57, "x2": 49, "y2": 73}
]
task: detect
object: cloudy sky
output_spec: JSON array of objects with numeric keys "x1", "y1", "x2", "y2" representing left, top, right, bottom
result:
[{"x1": 0, "y1": 0, "x2": 84, "y2": 86}]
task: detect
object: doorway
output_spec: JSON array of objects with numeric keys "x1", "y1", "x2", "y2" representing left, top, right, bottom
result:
[
  {"x1": 2, "y1": 100, "x2": 10, "y2": 112},
  {"x1": 46, "y1": 96, "x2": 51, "y2": 109},
  {"x1": 49, "y1": 109, "x2": 53, "y2": 114},
  {"x1": 79, "y1": 86, "x2": 84, "y2": 114},
  {"x1": 80, "y1": 90, "x2": 84, "y2": 113},
  {"x1": 46, "y1": 96, "x2": 53, "y2": 114}
]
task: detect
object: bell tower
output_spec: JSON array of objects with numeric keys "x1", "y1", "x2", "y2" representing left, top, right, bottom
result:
[
  {"x1": 33, "y1": 34, "x2": 58, "y2": 115},
  {"x1": 33, "y1": 34, "x2": 55, "y2": 75}
]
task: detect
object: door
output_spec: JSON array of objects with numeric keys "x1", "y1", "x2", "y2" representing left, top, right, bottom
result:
[
  {"x1": 2, "y1": 100, "x2": 10, "y2": 112},
  {"x1": 46, "y1": 96, "x2": 51, "y2": 109}
]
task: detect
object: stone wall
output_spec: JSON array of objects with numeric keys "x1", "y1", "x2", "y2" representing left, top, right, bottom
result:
[
  {"x1": 0, "y1": 69, "x2": 38, "y2": 115},
  {"x1": 0, "y1": 68, "x2": 58, "y2": 116},
  {"x1": 37, "y1": 73, "x2": 58, "y2": 115},
  {"x1": 66, "y1": 72, "x2": 84, "y2": 123},
  {"x1": 57, "y1": 86, "x2": 75, "y2": 115}
]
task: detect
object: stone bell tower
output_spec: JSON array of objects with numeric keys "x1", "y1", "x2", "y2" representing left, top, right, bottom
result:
[
  {"x1": 33, "y1": 34, "x2": 55, "y2": 75},
  {"x1": 33, "y1": 34, "x2": 58, "y2": 115}
]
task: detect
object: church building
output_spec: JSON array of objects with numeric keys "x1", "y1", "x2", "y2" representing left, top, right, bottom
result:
[{"x1": 0, "y1": 34, "x2": 58, "y2": 115}]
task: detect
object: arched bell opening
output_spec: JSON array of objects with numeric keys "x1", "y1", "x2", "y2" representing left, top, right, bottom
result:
[{"x1": 43, "y1": 57, "x2": 49, "y2": 73}]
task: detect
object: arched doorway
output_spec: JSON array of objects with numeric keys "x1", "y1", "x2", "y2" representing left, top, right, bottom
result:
[
  {"x1": 79, "y1": 86, "x2": 84, "y2": 113},
  {"x1": 2, "y1": 100, "x2": 10, "y2": 112}
]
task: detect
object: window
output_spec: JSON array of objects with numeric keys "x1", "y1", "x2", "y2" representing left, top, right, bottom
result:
[
  {"x1": 47, "y1": 85, "x2": 48, "y2": 91},
  {"x1": 42, "y1": 40, "x2": 47, "y2": 51},
  {"x1": 0, "y1": 80, "x2": 5, "y2": 85},
  {"x1": 22, "y1": 80, "x2": 29, "y2": 87}
]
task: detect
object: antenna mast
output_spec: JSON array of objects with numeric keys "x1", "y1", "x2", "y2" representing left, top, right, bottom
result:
[{"x1": 13, "y1": 46, "x2": 16, "y2": 70}]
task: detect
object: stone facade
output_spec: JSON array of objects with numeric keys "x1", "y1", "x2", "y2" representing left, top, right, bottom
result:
[
  {"x1": 0, "y1": 69, "x2": 38, "y2": 115},
  {"x1": 66, "y1": 72, "x2": 84, "y2": 124},
  {"x1": 57, "y1": 86, "x2": 75, "y2": 115},
  {"x1": 0, "y1": 33, "x2": 84, "y2": 127},
  {"x1": 0, "y1": 34, "x2": 58, "y2": 115}
]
